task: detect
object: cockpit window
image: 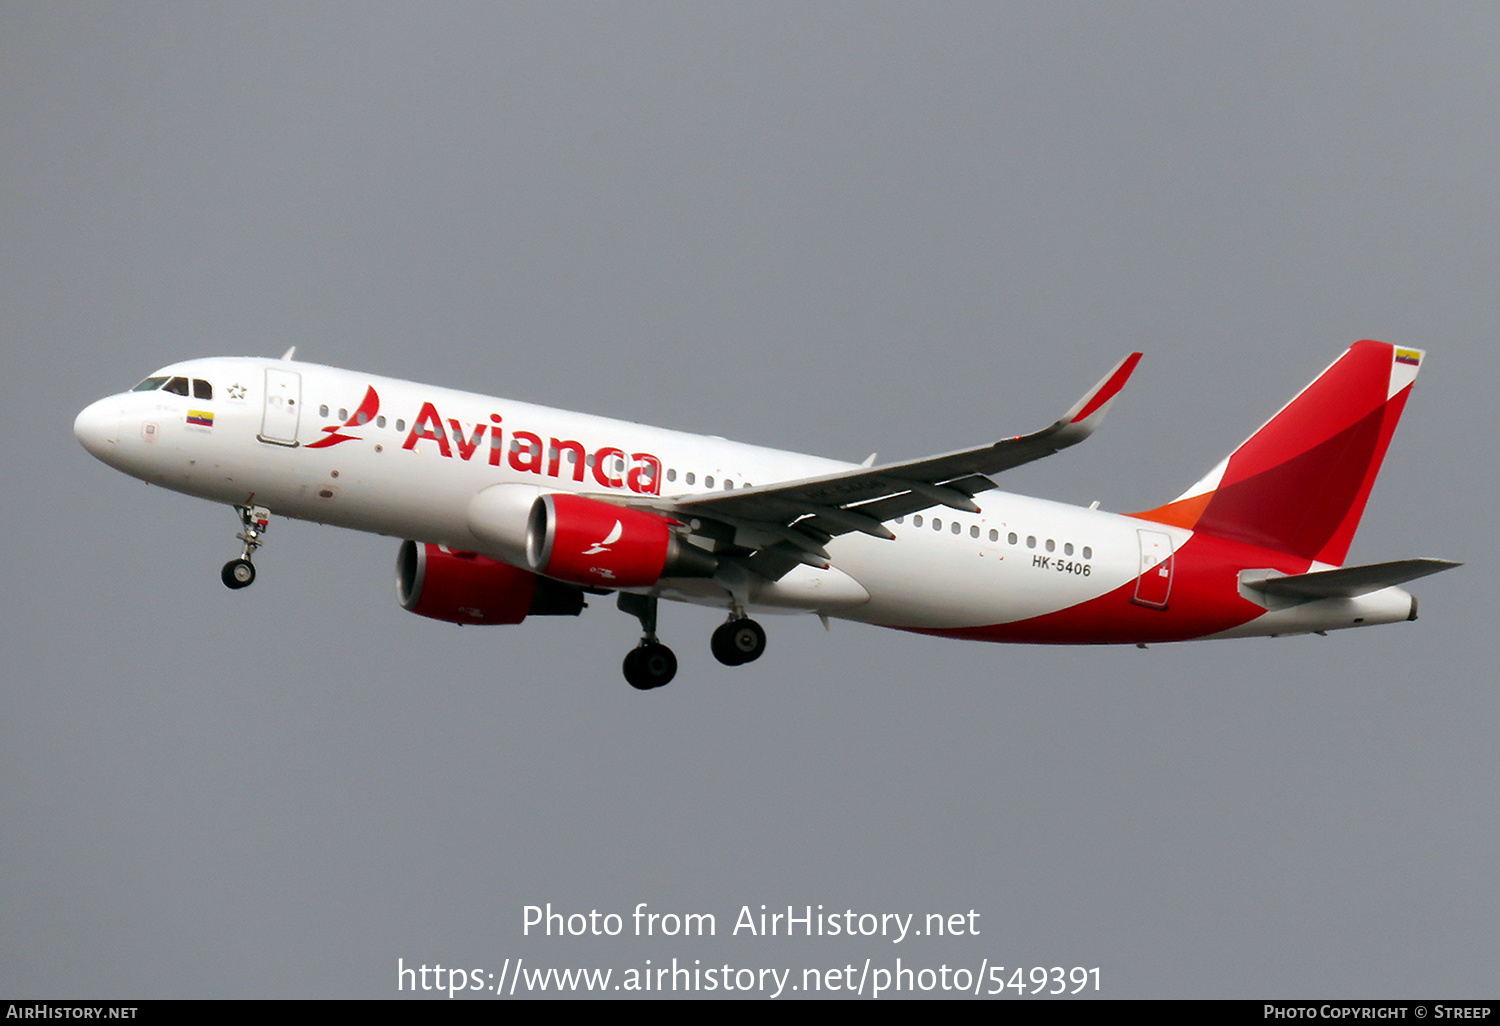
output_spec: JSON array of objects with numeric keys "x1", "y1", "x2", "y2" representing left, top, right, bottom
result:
[
  {"x1": 131, "y1": 376, "x2": 169, "y2": 392},
  {"x1": 163, "y1": 376, "x2": 190, "y2": 396},
  {"x1": 192, "y1": 379, "x2": 212, "y2": 400}
]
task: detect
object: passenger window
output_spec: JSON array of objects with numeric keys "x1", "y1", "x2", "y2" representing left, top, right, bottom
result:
[
  {"x1": 724, "y1": 480, "x2": 733, "y2": 490},
  {"x1": 952, "y1": 522, "x2": 962, "y2": 535},
  {"x1": 705, "y1": 476, "x2": 714, "y2": 488},
  {"x1": 1083, "y1": 546, "x2": 1093, "y2": 559},
  {"x1": 895, "y1": 516, "x2": 905, "y2": 524},
  {"x1": 131, "y1": 376, "x2": 168, "y2": 392},
  {"x1": 1008, "y1": 532, "x2": 1018, "y2": 545},
  {"x1": 970, "y1": 525, "x2": 980, "y2": 538},
  {"x1": 913, "y1": 515, "x2": 923, "y2": 527},
  {"x1": 666, "y1": 468, "x2": 677, "y2": 482},
  {"x1": 319, "y1": 405, "x2": 330, "y2": 418},
  {"x1": 396, "y1": 419, "x2": 406, "y2": 432},
  {"x1": 192, "y1": 379, "x2": 213, "y2": 400},
  {"x1": 989, "y1": 529, "x2": 999, "y2": 542},
  {"x1": 1064, "y1": 543, "x2": 1074, "y2": 556},
  {"x1": 163, "y1": 377, "x2": 190, "y2": 396},
  {"x1": 1046, "y1": 539, "x2": 1056, "y2": 553},
  {"x1": 1027, "y1": 536, "x2": 1036, "y2": 548},
  {"x1": 685, "y1": 472, "x2": 695, "y2": 485},
  {"x1": 377, "y1": 416, "x2": 386, "y2": 428}
]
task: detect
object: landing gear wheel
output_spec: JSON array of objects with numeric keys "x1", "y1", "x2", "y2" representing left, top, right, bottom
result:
[
  {"x1": 221, "y1": 558, "x2": 256, "y2": 589},
  {"x1": 623, "y1": 648, "x2": 646, "y2": 689},
  {"x1": 711, "y1": 618, "x2": 766, "y2": 666},
  {"x1": 623, "y1": 643, "x2": 677, "y2": 690},
  {"x1": 224, "y1": 505, "x2": 270, "y2": 590}
]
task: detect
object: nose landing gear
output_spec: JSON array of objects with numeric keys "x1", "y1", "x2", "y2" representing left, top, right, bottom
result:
[{"x1": 221, "y1": 504, "x2": 271, "y2": 590}]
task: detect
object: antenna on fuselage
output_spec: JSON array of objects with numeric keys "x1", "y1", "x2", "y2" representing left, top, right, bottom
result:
[{"x1": 280, "y1": 346, "x2": 297, "y2": 361}]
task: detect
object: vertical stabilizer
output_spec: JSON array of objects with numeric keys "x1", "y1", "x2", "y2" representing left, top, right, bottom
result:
[{"x1": 1132, "y1": 341, "x2": 1422, "y2": 566}]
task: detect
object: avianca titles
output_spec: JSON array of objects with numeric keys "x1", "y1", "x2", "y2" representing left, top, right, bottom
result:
[{"x1": 74, "y1": 340, "x2": 1458, "y2": 690}]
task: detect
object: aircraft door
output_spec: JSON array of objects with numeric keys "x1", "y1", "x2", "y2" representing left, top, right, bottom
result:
[
  {"x1": 259, "y1": 368, "x2": 302, "y2": 446},
  {"x1": 1132, "y1": 529, "x2": 1174, "y2": 609}
]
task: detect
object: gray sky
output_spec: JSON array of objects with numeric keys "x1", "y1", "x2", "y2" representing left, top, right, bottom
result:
[{"x1": 2, "y1": 2, "x2": 1495, "y2": 999}]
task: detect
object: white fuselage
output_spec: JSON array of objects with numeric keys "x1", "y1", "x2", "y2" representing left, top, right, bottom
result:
[{"x1": 74, "y1": 355, "x2": 1416, "y2": 641}]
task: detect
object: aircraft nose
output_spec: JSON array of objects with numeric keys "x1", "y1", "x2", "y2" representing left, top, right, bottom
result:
[{"x1": 74, "y1": 398, "x2": 121, "y2": 459}]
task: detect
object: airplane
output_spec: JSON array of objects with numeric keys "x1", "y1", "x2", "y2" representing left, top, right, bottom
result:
[{"x1": 73, "y1": 339, "x2": 1457, "y2": 690}]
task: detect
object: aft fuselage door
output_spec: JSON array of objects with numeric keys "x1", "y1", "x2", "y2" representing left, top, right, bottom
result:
[
  {"x1": 1132, "y1": 528, "x2": 1175, "y2": 609},
  {"x1": 259, "y1": 367, "x2": 302, "y2": 446}
]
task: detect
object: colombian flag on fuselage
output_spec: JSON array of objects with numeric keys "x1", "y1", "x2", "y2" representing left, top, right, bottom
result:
[
  {"x1": 187, "y1": 410, "x2": 214, "y2": 427},
  {"x1": 1395, "y1": 349, "x2": 1421, "y2": 366}
]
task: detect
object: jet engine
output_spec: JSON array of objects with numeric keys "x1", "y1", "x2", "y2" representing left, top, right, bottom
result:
[
  {"x1": 396, "y1": 541, "x2": 584, "y2": 624},
  {"x1": 526, "y1": 493, "x2": 717, "y2": 588}
]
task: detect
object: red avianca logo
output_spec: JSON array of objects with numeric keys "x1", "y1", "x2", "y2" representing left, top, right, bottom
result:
[
  {"x1": 305, "y1": 386, "x2": 380, "y2": 449},
  {"x1": 306, "y1": 387, "x2": 661, "y2": 495}
]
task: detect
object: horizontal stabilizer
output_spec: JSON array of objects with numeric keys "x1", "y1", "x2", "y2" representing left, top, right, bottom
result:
[{"x1": 1242, "y1": 558, "x2": 1460, "y2": 600}]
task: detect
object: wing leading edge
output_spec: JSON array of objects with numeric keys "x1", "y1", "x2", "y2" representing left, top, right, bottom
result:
[{"x1": 635, "y1": 352, "x2": 1142, "y2": 577}]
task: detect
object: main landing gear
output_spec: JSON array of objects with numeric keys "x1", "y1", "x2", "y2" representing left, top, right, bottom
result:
[
  {"x1": 616, "y1": 595, "x2": 769, "y2": 690},
  {"x1": 221, "y1": 504, "x2": 271, "y2": 590},
  {"x1": 711, "y1": 616, "x2": 766, "y2": 666},
  {"x1": 618, "y1": 593, "x2": 677, "y2": 691},
  {"x1": 623, "y1": 643, "x2": 678, "y2": 692}
]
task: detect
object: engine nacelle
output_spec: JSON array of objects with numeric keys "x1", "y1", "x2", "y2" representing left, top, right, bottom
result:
[
  {"x1": 526, "y1": 493, "x2": 717, "y2": 588},
  {"x1": 396, "y1": 541, "x2": 585, "y2": 624}
]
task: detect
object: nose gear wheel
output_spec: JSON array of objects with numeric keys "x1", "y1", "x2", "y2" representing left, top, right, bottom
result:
[
  {"x1": 221, "y1": 504, "x2": 271, "y2": 590},
  {"x1": 221, "y1": 558, "x2": 256, "y2": 589}
]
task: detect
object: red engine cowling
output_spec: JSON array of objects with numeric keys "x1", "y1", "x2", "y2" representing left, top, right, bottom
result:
[
  {"x1": 526, "y1": 494, "x2": 717, "y2": 588},
  {"x1": 397, "y1": 541, "x2": 584, "y2": 624}
]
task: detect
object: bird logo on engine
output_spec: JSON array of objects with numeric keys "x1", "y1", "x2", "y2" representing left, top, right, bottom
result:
[{"x1": 584, "y1": 520, "x2": 624, "y2": 556}]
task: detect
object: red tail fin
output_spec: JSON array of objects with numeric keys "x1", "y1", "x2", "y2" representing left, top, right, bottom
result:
[{"x1": 1132, "y1": 341, "x2": 1423, "y2": 566}]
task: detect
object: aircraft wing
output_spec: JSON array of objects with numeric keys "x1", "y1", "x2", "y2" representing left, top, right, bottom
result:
[{"x1": 635, "y1": 352, "x2": 1142, "y2": 576}]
